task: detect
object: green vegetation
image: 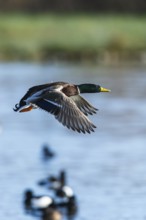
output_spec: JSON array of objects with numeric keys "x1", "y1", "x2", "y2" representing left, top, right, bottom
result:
[{"x1": 0, "y1": 13, "x2": 146, "y2": 61}]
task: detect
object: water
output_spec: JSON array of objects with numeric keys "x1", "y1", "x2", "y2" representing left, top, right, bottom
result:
[{"x1": 0, "y1": 62, "x2": 146, "y2": 220}]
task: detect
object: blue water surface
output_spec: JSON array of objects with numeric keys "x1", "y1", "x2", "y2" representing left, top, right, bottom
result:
[{"x1": 0, "y1": 62, "x2": 146, "y2": 220}]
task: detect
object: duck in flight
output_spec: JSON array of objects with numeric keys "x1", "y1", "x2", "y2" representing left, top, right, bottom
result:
[{"x1": 13, "y1": 82, "x2": 110, "y2": 134}]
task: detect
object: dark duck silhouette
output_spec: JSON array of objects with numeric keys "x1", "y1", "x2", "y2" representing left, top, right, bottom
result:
[
  {"x1": 42, "y1": 143, "x2": 55, "y2": 160},
  {"x1": 38, "y1": 170, "x2": 66, "y2": 189},
  {"x1": 14, "y1": 82, "x2": 110, "y2": 134},
  {"x1": 49, "y1": 170, "x2": 67, "y2": 190}
]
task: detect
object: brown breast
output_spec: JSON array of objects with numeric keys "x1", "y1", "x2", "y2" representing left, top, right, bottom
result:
[{"x1": 62, "y1": 84, "x2": 79, "y2": 97}]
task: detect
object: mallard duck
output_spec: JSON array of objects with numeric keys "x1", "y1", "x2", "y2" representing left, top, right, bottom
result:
[{"x1": 13, "y1": 82, "x2": 110, "y2": 134}]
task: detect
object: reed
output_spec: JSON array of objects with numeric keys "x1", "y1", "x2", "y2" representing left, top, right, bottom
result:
[{"x1": 0, "y1": 13, "x2": 146, "y2": 61}]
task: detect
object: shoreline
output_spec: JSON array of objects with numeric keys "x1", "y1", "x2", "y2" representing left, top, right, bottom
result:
[
  {"x1": 0, "y1": 13, "x2": 146, "y2": 65},
  {"x1": 0, "y1": 50, "x2": 146, "y2": 66}
]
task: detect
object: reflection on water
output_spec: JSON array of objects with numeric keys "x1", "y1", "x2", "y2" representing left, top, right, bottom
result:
[{"x1": 0, "y1": 62, "x2": 146, "y2": 220}]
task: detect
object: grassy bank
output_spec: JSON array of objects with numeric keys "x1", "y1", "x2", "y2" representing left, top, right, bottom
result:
[{"x1": 0, "y1": 13, "x2": 146, "y2": 62}]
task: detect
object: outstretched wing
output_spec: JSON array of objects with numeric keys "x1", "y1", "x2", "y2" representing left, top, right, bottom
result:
[
  {"x1": 35, "y1": 91, "x2": 96, "y2": 134},
  {"x1": 70, "y1": 95, "x2": 98, "y2": 116}
]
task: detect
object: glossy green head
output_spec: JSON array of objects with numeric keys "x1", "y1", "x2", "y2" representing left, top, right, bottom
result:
[{"x1": 78, "y1": 84, "x2": 111, "y2": 93}]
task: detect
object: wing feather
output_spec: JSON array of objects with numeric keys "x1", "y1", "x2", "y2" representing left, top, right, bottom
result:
[
  {"x1": 70, "y1": 95, "x2": 98, "y2": 116},
  {"x1": 35, "y1": 91, "x2": 96, "y2": 134}
]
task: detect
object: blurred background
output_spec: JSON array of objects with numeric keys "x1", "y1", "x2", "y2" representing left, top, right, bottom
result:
[{"x1": 0, "y1": 1, "x2": 146, "y2": 220}]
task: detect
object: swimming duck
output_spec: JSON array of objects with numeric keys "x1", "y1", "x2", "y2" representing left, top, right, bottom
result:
[
  {"x1": 38, "y1": 170, "x2": 66, "y2": 190},
  {"x1": 49, "y1": 170, "x2": 67, "y2": 190},
  {"x1": 24, "y1": 189, "x2": 62, "y2": 220},
  {"x1": 24, "y1": 189, "x2": 54, "y2": 212},
  {"x1": 56, "y1": 185, "x2": 74, "y2": 199},
  {"x1": 13, "y1": 82, "x2": 110, "y2": 134},
  {"x1": 42, "y1": 143, "x2": 55, "y2": 160},
  {"x1": 56, "y1": 186, "x2": 77, "y2": 219}
]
